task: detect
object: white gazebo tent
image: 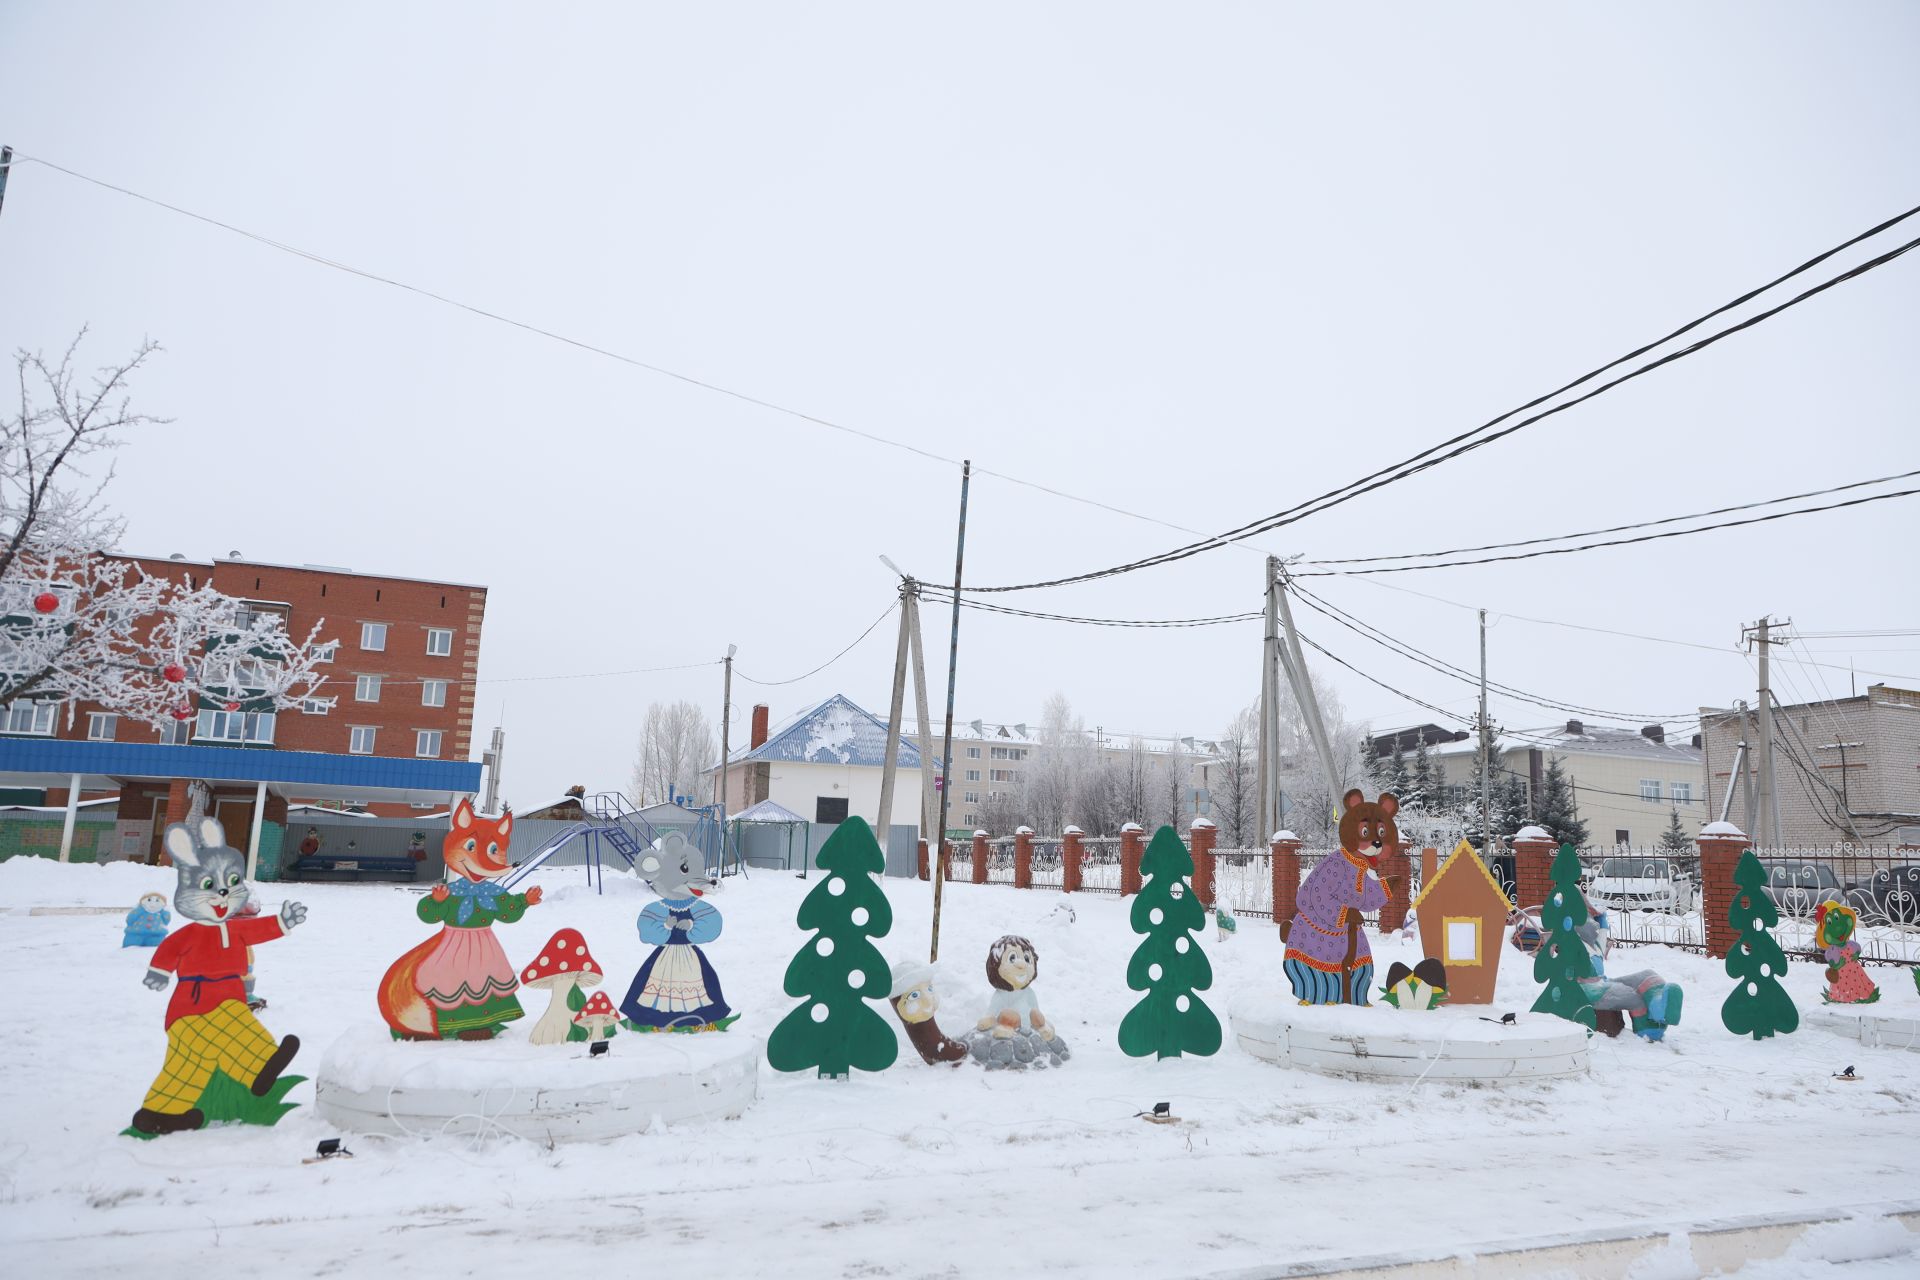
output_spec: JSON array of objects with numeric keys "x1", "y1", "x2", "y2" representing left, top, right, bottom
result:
[{"x1": 729, "y1": 798, "x2": 812, "y2": 876}]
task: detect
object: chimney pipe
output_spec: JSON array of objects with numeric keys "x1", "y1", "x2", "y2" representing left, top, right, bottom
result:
[
  {"x1": 1641, "y1": 724, "x2": 1666, "y2": 744},
  {"x1": 750, "y1": 704, "x2": 770, "y2": 749},
  {"x1": 1565, "y1": 719, "x2": 1584, "y2": 737}
]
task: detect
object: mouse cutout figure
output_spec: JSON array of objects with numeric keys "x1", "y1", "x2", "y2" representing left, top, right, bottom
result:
[
  {"x1": 619, "y1": 832, "x2": 736, "y2": 1032},
  {"x1": 129, "y1": 819, "x2": 307, "y2": 1136},
  {"x1": 378, "y1": 799, "x2": 539, "y2": 1040}
]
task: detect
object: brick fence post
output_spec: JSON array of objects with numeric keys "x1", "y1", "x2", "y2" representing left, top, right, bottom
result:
[
  {"x1": 971, "y1": 831, "x2": 989, "y2": 885},
  {"x1": 1378, "y1": 840, "x2": 1412, "y2": 933},
  {"x1": 1119, "y1": 823, "x2": 1145, "y2": 895},
  {"x1": 1062, "y1": 827, "x2": 1084, "y2": 893},
  {"x1": 917, "y1": 837, "x2": 929, "y2": 882},
  {"x1": 1014, "y1": 826, "x2": 1034, "y2": 890},
  {"x1": 1698, "y1": 821, "x2": 1750, "y2": 960},
  {"x1": 1512, "y1": 825, "x2": 1556, "y2": 912},
  {"x1": 1189, "y1": 818, "x2": 1216, "y2": 907},
  {"x1": 1272, "y1": 831, "x2": 1301, "y2": 925}
]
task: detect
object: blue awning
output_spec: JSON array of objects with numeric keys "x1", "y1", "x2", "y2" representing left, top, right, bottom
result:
[{"x1": 0, "y1": 737, "x2": 480, "y2": 804}]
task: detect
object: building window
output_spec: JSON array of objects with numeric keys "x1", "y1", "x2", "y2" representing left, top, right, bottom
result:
[
  {"x1": 87, "y1": 712, "x2": 118, "y2": 741},
  {"x1": 314, "y1": 641, "x2": 338, "y2": 663},
  {"x1": 966, "y1": 746, "x2": 981, "y2": 759},
  {"x1": 156, "y1": 719, "x2": 192, "y2": 745},
  {"x1": 295, "y1": 697, "x2": 330, "y2": 715},
  {"x1": 421, "y1": 679, "x2": 448, "y2": 708},
  {"x1": 964, "y1": 791, "x2": 980, "y2": 804},
  {"x1": 416, "y1": 729, "x2": 443, "y2": 758},
  {"x1": 1614, "y1": 828, "x2": 1631, "y2": 845},
  {"x1": 355, "y1": 674, "x2": 382, "y2": 702},
  {"x1": 1671, "y1": 782, "x2": 1693, "y2": 805},
  {"x1": 1443, "y1": 918, "x2": 1481, "y2": 965},
  {"x1": 349, "y1": 726, "x2": 377, "y2": 754},
  {"x1": 965, "y1": 769, "x2": 980, "y2": 782},
  {"x1": 815, "y1": 796, "x2": 849, "y2": 824},
  {"x1": 360, "y1": 622, "x2": 387, "y2": 651},
  {"x1": 1638, "y1": 779, "x2": 1662, "y2": 803},
  {"x1": 196, "y1": 709, "x2": 275, "y2": 745},
  {"x1": 1, "y1": 702, "x2": 58, "y2": 735},
  {"x1": 991, "y1": 746, "x2": 1031, "y2": 760},
  {"x1": 426, "y1": 628, "x2": 453, "y2": 657},
  {"x1": 991, "y1": 769, "x2": 1016, "y2": 783}
]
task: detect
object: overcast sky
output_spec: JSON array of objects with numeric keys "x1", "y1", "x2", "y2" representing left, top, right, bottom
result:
[{"x1": 3, "y1": 3, "x2": 1916, "y2": 806}]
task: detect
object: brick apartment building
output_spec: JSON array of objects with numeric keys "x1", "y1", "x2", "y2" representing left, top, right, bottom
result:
[{"x1": 0, "y1": 552, "x2": 487, "y2": 870}]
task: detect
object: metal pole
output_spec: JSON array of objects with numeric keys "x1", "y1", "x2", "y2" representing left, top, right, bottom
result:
[
  {"x1": 906, "y1": 592, "x2": 938, "y2": 845},
  {"x1": 245, "y1": 779, "x2": 267, "y2": 880},
  {"x1": 1259, "y1": 557, "x2": 1280, "y2": 840},
  {"x1": 1273, "y1": 569, "x2": 1342, "y2": 802},
  {"x1": 482, "y1": 725, "x2": 504, "y2": 813},
  {"x1": 0, "y1": 146, "x2": 13, "y2": 221},
  {"x1": 719, "y1": 646, "x2": 735, "y2": 867},
  {"x1": 57, "y1": 772, "x2": 80, "y2": 862},
  {"x1": 1750, "y1": 619, "x2": 1786, "y2": 849},
  {"x1": 930, "y1": 462, "x2": 971, "y2": 963},
  {"x1": 1479, "y1": 609, "x2": 1492, "y2": 848},
  {"x1": 1719, "y1": 742, "x2": 1747, "y2": 824},
  {"x1": 875, "y1": 579, "x2": 915, "y2": 836}
]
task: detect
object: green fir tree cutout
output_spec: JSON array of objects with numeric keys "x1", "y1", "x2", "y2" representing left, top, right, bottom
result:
[
  {"x1": 767, "y1": 816, "x2": 898, "y2": 1078},
  {"x1": 1530, "y1": 843, "x2": 1597, "y2": 1028},
  {"x1": 1722, "y1": 849, "x2": 1799, "y2": 1040},
  {"x1": 121, "y1": 1070, "x2": 306, "y2": 1140},
  {"x1": 1119, "y1": 826, "x2": 1221, "y2": 1058}
]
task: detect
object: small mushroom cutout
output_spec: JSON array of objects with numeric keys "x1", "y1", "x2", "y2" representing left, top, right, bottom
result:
[
  {"x1": 520, "y1": 928, "x2": 605, "y2": 1045},
  {"x1": 573, "y1": 991, "x2": 620, "y2": 1041}
]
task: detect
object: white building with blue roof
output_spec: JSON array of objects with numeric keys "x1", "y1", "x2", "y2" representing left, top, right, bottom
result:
[{"x1": 713, "y1": 693, "x2": 930, "y2": 831}]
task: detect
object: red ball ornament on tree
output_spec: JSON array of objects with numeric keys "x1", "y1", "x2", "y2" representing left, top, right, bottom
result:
[
  {"x1": 224, "y1": 701, "x2": 241, "y2": 713},
  {"x1": 32, "y1": 592, "x2": 58, "y2": 614},
  {"x1": 162, "y1": 664, "x2": 186, "y2": 683},
  {"x1": 170, "y1": 706, "x2": 194, "y2": 722}
]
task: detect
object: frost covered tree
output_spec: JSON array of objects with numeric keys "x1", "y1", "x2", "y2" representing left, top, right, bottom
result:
[
  {"x1": 1272, "y1": 674, "x2": 1365, "y2": 845},
  {"x1": 629, "y1": 699, "x2": 717, "y2": 805},
  {"x1": 1154, "y1": 753, "x2": 1188, "y2": 833},
  {"x1": 1658, "y1": 808, "x2": 1691, "y2": 855},
  {"x1": 1536, "y1": 757, "x2": 1590, "y2": 848},
  {"x1": 1212, "y1": 705, "x2": 1258, "y2": 847},
  {"x1": 1, "y1": 332, "x2": 334, "y2": 728},
  {"x1": 1027, "y1": 693, "x2": 1089, "y2": 834},
  {"x1": 1120, "y1": 738, "x2": 1152, "y2": 828}
]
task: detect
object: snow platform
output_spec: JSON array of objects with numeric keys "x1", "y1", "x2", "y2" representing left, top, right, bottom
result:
[
  {"x1": 314, "y1": 1025, "x2": 762, "y2": 1143},
  {"x1": 1229, "y1": 993, "x2": 1590, "y2": 1083},
  {"x1": 1815, "y1": 1006, "x2": 1920, "y2": 1053}
]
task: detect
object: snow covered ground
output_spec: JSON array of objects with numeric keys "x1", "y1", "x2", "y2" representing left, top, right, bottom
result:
[{"x1": 2, "y1": 855, "x2": 1917, "y2": 1279}]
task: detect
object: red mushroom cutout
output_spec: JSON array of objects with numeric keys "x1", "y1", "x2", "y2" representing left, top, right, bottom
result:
[
  {"x1": 573, "y1": 991, "x2": 620, "y2": 1042},
  {"x1": 520, "y1": 929, "x2": 604, "y2": 1045}
]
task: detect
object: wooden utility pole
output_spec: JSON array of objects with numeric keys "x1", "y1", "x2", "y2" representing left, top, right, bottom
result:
[
  {"x1": 1273, "y1": 565, "x2": 1342, "y2": 803},
  {"x1": 1258, "y1": 557, "x2": 1283, "y2": 841},
  {"x1": 1478, "y1": 609, "x2": 1492, "y2": 848},
  {"x1": 719, "y1": 644, "x2": 736, "y2": 862},
  {"x1": 929, "y1": 461, "x2": 972, "y2": 963},
  {"x1": 1744, "y1": 618, "x2": 1791, "y2": 848},
  {"x1": 875, "y1": 577, "x2": 917, "y2": 841}
]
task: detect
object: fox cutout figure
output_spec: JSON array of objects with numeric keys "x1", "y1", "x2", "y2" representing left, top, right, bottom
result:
[{"x1": 378, "y1": 798, "x2": 542, "y2": 1040}]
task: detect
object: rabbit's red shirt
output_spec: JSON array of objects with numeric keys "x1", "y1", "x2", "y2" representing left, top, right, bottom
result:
[{"x1": 150, "y1": 917, "x2": 286, "y2": 1027}]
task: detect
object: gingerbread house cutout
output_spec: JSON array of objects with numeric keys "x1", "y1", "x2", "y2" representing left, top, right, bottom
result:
[{"x1": 1410, "y1": 839, "x2": 1514, "y2": 1005}]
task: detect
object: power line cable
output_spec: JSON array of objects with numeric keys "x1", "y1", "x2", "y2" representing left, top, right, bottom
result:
[
  {"x1": 5, "y1": 151, "x2": 1266, "y2": 555},
  {"x1": 1300, "y1": 468, "x2": 1920, "y2": 567},
  {"x1": 733, "y1": 600, "x2": 898, "y2": 687},
  {"x1": 1292, "y1": 484, "x2": 1920, "y2": 576},
  {"x1": 971, "y1": 210, "x2": 1920, "y2": 593}
]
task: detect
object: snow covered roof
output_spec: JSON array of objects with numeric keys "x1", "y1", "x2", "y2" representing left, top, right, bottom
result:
[
  {"x1": 1427, "y1": 723, "x2": 1700, "y2": 765},
  {"x1": 732, "y1": 799, "x2": 808, "y2": 825},
  {"x1": 725, "y1": 694, "x2": 925, "y2": 770},
  {"x1": 1701, "y1": 820, "x2": 1748, "y2": 838}
]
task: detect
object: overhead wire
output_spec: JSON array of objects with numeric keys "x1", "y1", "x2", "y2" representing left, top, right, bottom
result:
[
  {"x1": 733, "y1": 600, "x2": 899, "y2": 687},
  {"x1": 970, "y1": 208, "x2": 1920, "y2": 593}
]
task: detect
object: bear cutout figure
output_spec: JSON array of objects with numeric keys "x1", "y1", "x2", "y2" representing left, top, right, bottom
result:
[{"x1": 1281, "y1": 790, "x2": 1400, "y2": 1006}]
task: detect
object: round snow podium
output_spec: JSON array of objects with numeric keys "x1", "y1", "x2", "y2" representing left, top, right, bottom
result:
[
  {"x1": 1230, "y1": 994, "x2": 1590, "y2": 1083},
  {"x1": 315, "y1": 1026, "x2": 762, "y2": 1143}
]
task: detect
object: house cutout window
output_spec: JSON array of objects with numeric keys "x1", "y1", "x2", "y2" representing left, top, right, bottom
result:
[
  {"x1": 815, "y1": 797, "x2": 849, "y2": 824},
  {"x1": 1443, "y1": 918, "x2": 1481, "y2": 965}
]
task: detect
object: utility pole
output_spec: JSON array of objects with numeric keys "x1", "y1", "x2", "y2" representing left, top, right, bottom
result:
[
  {"x1": 1258, "y1": 557, "x2": 1283, "y2": 841},
  {"x1": 1743, "y1": 619, "x2": 1790, "y2": 848},
  {"x1": 1478, "y1": 609, "x2": 1492, "y2": 849},
  {"x1": 1273, "y1": 564, "x2": 1343, "y2": 805},
  {"x1": 718, "y1": 645, "x2": 736, "y2": 867},
  {"x1": 929, "y1": 461, "x2": 972, "y2": 963},
  {"x1": 481, "y1": 725, "x2": 505, "y2": 813},
  {"x1": 0, "y1": 147, "x2": 13, "y2": 221},
  {"x1": 875, "y1": 572, "x2": 917, "y2": 841}
]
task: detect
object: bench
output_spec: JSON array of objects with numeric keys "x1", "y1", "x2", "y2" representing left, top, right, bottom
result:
[{"x1": 292, "y1": 855, "x2": 419, "y2": 883}]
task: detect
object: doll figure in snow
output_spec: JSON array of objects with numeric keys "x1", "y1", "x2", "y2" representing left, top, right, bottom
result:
[
  {"x1": 619, "y1": 832, "x2": 736, "y2": 1032},
  {"x1": 1815, "y1": 903, "x2": 1879, "y2": 1004},
  {"x1": 131, "y1": 819, "x2": 307, "y2": 1135},
  {"x1": 965, "y1": 935, "x2": 1070, "y2": 1069},
  {"x1": 122, "y1": 892, "x2": 171, "y2": 947},
  {"x1": 888, "y1": 960, "x2": 967, "y2": 1065},
  {"x1": 1574, "y1": 911, "x2": 1683, "y2": 1040},
  {"x1": 1282, "y1": 790, "x2": 1400, "y2": 1006},
  {"x1": 378, "y1": 799, "x2": 541, "y2": 1040}
]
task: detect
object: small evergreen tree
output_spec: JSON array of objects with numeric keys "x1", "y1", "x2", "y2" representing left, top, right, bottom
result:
[
  {"x1": 1494, "y1": 770, "x2": 1530, "y2": 844},
  {"x1": 1383, "y1": 751, "x2": 1413, "y2": 802},
  {"x1": 1459, "y1": 720, "x2": 1505, "y2": 850},
  {"x1": 767, "y1": 817, "x2": 899, "y2": 1078},
  {"x1": 1360, "y1": 739, "x2": 1386, "y2": 792},
  {"x1": 1409, "y1": 740, "x2": 1436, "y2": 811},
  {"x1": 1535, "y1": 757, "x2": 1589, "y2": 848},
  {"x1": 1658, "y1": 809, "x2": 1691, "y2": 856},
  {"x1": 1531, "y1": 843, "x2": 1597, "y2": 1027},
  {"x1": 1721, "y1": 849, "x2": 1799, "y2": 1040},
  {"x1": 1119, "y1": 826, "x2": 1221, "y2": 1059}
]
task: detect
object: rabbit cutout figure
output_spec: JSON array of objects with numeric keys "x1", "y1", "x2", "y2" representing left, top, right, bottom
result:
[{"x1": 131, "y1": 818, "x2": 307, "y2": 1135}]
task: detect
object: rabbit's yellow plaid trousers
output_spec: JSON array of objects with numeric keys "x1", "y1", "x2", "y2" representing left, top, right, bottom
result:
[{"x1": 142, "y1": 999, "x2": 278, "y2": 1113}]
